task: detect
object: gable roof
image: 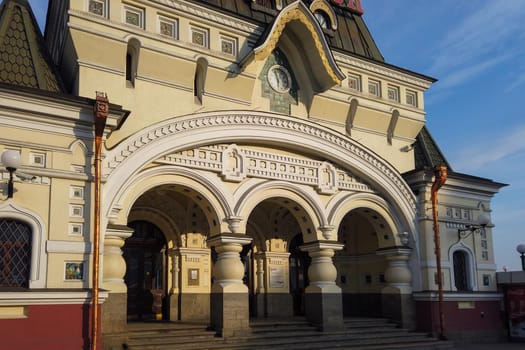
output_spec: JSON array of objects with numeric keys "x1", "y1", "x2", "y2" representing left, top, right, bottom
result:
[{"x1": 0, "y1": 0, "x2": 63, "y2": 92}]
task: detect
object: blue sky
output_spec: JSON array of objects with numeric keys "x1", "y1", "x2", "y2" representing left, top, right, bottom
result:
[{"x1": 28, "y1": 1, "x2": 525, "y2": 271}]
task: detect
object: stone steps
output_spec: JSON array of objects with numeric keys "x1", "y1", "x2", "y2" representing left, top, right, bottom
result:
[{"x1": 124, "y1": 318, "x2": 455, "y2": 350}]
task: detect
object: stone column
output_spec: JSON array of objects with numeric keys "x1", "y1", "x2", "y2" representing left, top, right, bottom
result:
[
  {"x1": 208, "y1": 233, "x2": 252, "y2": 337},
  {"x1": 101, "y1": 224, "x2": 133, "y2": 348},
  {"x1": 168, "y1": 249, "x2": 180, "y2": 320},
  {"x1": 301, "y1": 241, "x2": 344, "y2": 331},
  {"x1": 377, "y1": 247, "x2": 414, "y2": 329}
]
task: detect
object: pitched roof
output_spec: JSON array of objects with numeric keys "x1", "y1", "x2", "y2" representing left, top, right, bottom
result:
[
  {"x1": 413, "y1": 126, "x2": 452, "y2": 171},
  {"x1": 194, "y1": 0, "x2": 384, "y2": 62},
  {"x1": 0, "y1": 0, "x2": 63, "y2": 92}
]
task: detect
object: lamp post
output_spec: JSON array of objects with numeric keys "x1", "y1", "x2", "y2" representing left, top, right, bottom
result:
[
  {"x1": 1, "y1": 150, "x2": 21, "y2": 198},
  {"x1": 517, "y1": 244, "x2": 525, "y2": 271},
  {"x1": 457, "y1": 213, "x2": 491, "y2": 239}
]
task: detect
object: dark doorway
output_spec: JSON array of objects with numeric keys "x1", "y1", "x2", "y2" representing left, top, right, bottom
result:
[
  {"x1": 123, "y1": 221, "x2": 167, "y2": 321},
  {"x1": 289, "y1": 234, "x2": 309, "y2": 316}
]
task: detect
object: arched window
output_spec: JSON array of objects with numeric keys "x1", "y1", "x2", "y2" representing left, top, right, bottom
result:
[
  {"x1": 194, "y1": 57, "x2": 208, "y2": 104},
  {"x1": 453, "y1": 250, "x2": 470, "y2": 291},
  {"x1": 126, "y1": 38, "x2": 140, "y2": 87},
  {"x1": 0, "y1": 219, "x2": 32, "y2": 288}
]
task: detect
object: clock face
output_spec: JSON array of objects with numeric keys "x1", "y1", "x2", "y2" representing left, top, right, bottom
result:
[{"x1": 268, "y1": 65, "x2": 291, "y2": 93}]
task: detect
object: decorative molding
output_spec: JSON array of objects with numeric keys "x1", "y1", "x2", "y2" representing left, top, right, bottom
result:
[
  {"x1": 0, "y1": 290, "x2": 109, "y2": 305},
  {"x1": 104, "y1": 111, "x2": 416, "y2": 211},
  {"x1": 158, "y1": 144, "x2": 373, "y2": 193},
  {"x1": 46, "y1": 240, "x2": 92, "y2": 254},
  {"x1": 334, "y1": 52, "x2": 434, "y2": 89}
]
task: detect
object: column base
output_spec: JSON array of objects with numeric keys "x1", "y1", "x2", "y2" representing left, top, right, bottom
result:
[
  {"x1": 210, "y1": 284, "x2": 250, "y2": 337},
  {"x1": 382, "y1": 286, "x2": 415, "y2": 329},
  {"x1": 101, "y1": 293, "x2": 128, "y2": 349},
  {"x1": 305, "y1": 284, "x2": 343, "y2": 331}
]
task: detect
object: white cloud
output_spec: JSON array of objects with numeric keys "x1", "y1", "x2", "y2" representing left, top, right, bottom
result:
[
  {"x1": 429, "y1": 0, "x2": 525, "y2": 82},
  {"x1": 452, "y1": 125, "x2": 525, "y2": 172}
]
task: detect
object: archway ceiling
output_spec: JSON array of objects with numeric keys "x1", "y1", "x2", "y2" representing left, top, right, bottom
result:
[{"x1": 131, "y1": 184, "x2": 211, "y2": 233}]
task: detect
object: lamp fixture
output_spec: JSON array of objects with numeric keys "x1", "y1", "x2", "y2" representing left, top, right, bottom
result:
[
  {"x1": 1, "y1": 150, "x2": 21, "y2": 198},
  {"x1": 517, "y1": 244, "x2": 525, "y2": 271},
  {"x1": 457, "y1": 213, "x2": 491, "y2": 240}
]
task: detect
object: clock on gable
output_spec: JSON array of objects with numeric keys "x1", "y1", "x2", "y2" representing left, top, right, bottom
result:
[{"x1": 267, "y1": 65, "x2": 292, "y2": 93}]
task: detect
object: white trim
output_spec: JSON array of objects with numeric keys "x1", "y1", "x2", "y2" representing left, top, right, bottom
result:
[
  {"x1": 46, "y1": 240, "x2": 92, "y2": 254},
  {"x1": 0, "y1": 201, "x2": 47, "y2": 288},
  {"x1": 0, "y1": 291, "x2": 109, "y2": 306}
]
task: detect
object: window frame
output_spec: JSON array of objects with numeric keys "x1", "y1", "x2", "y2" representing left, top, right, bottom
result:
[
  {"x1": 347, "y1": 73, "x2": 361, "y2": 92},
  {"x1": 87, "y1": 0, "x2": 108, "y2": 18},
  {"x1": 190, "y1": 25, "x2": 209, "y2": 48},
  {"x1": 387, "y1": 84, "x2": 400, "y2": 103},
  {"x1": 220, "y1": 35, "x2": 237, "y2": 57},
  {"x1": 406, "y1": 89, "x2": 418, "y2": 107},
  {"x1": 123, "y1": 4, "x2": 145, "y2": 29},
  {"x1": 368, "y1": 79, "x2": 381, "y2": 97},
  {"x1": 158, "y1": 15, "x2": 178, "y2": 39}
]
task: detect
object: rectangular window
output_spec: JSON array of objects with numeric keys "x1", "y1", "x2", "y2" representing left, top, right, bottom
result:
[
  {"x1": 158, "y1": 16, "x2": 177, "y2": 39},
  {"x1": 481, "y1": 251, "x2": 489, "y2": 260},
  {"x1": 123, "y1": 5, "x2": 144, "y2": 29},
  {"x1": 220, "y1": 35, "x2": 237, "y2": 56},
  {"x1": 406, "y1": 90, "x2": 418, "y2": 107},
  {"x1": 88, "y1": 0, "x2": 107, "y2": 17},
  {"x1": 29, "y1": 152, "x2": 45, "y2": 167},
  {"x1": 70, "y1": 205, "x2": 83, "y2": 218},
  {"x1": 387, "y1": 85, "x2": 400, "y2": 102},
  {"x1": 347, "y1": 73, "x2": 361, "y2": 91},
  {"x1": 368, "y1": 79, "x2": 381, "y2": 97},
  {"x1": 69, "y1": 223, "x2": 84, "y2": 236},
  {"x1": 190, "y1": 26, "x2": 209, "y2": 48},
  {"x1": 70, "y1": 186, "x2": 84, "y2": 200}
]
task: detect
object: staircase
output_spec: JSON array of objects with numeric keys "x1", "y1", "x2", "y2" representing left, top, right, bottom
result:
[{"x1": 124, "y1": 318, "x2": 455, "y2": 350}]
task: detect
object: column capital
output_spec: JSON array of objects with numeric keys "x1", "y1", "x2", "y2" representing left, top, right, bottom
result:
[
  {"x1": 225, "y1": 216, "x2": 244, "y2": 234},
  {"x1": 319, "y1": 225, "x2": 336, "y2": 240},
  {"x1": 300, "y1": 240, "x2": 344, "y2": 253},
  {"x1": 208, "y1": 233, "x2": 252, "y2": 247},
  {"x1": 376, "y1": 246, "x2": 412, "y2": 259},
  {"x1": 105, "y1": 224, "x2": 133, "y2": 240}
]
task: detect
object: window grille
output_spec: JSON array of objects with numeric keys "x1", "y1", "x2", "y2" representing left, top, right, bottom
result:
[{"x1": 0, "y1": 219, "x2": 31, "y2": 288}]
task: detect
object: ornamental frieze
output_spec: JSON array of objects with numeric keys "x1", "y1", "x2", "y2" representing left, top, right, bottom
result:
[{"x1": 157, "y1": 144, "x2": 374, "y2": 194}]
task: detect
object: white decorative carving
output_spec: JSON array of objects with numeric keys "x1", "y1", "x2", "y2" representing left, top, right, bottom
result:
[
  {"x1": 317, "y1": 162, "x2": 338, "y2": 194},
  {"x1": 158, "y1": 144, "x2": 372, "y2": 192},
  {"x1": 221, "y1": 144, "x2": 247, "y2": 181},
  {"x1": 105, "y1": 112, "x2": 415, "y2": 210}
]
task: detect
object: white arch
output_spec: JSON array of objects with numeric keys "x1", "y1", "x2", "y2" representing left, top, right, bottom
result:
[
  {"x1": 106, "y1": 165, "x2": 233, "y2": 236},
  {"x1": 234, "y1": 178, "x2": 325, "y2": 241},
  {"x1": 449, "y1": 242, "x2": 477, "y2": 291},
  {"x1": 103, "y1": 111, "x2": 417, "y2": 243},
  {"x1": 0, "y1": 200, "x2": 47, "y2": 288},
  {"x1": 326, "y1": 192, "x2": 421, "y2": 290}
]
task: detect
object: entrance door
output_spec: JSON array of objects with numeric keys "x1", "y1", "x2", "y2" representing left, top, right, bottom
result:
[
  {"x1": 123, "y1": 221, "x2": 167, "y2": 321},
  {"x1": 289, "y1": 234, "x2": 309, "y2": 316}
]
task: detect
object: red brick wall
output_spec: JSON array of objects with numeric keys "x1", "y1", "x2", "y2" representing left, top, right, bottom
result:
[{"x1": 0, "y1": 304, "x2": 100, "y2": 350}]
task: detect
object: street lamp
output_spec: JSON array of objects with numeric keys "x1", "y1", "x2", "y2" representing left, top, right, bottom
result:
[
  {"x1": 1, "y1": 150, "x2": 21, "y2": 198},
  {"x1": 458, "y1": 213, "x2": 491, "y2": 240},
  {"x1": 517, "y1": 244, "x2": 525, "y2": 271}
]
